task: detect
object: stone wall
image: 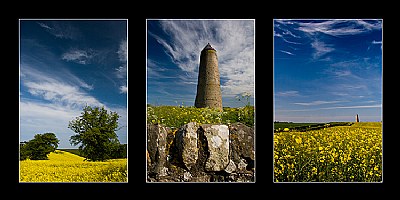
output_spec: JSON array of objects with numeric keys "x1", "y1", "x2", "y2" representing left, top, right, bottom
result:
[{"x1": 147, "y1": 122, "x2": 255, "y2": 182}]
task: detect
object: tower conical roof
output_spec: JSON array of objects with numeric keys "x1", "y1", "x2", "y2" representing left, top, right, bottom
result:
[{"x1": 203, "y1": 43, "x2": 216, "y2": 51}]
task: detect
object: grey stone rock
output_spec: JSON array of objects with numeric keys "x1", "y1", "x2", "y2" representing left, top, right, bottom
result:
[
  {"x1": 183, "y1": 171, "x2": 192, "y2": 182},
  {"x1": 201, "y1": 124, "x2": 230, "y2": 171},
  {"x1": 147, "y1": 124, "x2": 169, "y2": 175},
  {"x1": 237, "y1": 158, "x2": 248, "y2": 172},
  {"x1": 224, "y1": 159, "x2": 237, "y2": 174},
  {"x1": 158, "y1": 167, "x2": 169, "y2": 177},
  {"x1": 175, "y1": 122, "x2": 199, "y2": 170},
  {"x1": 229, "y1": 122, "x2": 255, "y2": 172},
  {"x1": 190, "y1": 172, "x2": 210, "y2": 182}
]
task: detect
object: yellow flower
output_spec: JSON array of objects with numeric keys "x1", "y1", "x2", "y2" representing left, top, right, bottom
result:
[{"x1": 312, "y1": 167, "x2": 317, "y2": 174}]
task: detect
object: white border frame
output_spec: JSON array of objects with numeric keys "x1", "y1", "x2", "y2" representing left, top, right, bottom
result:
[
  {"x1": 19, "y1": 18, "x2": 128, "y2": 183},
  {"x1": 272, "y1": 18, "x2": 383, "y2": 183},
  {"x1": 146, "y1": 19, "x2": 256, "y2": 183}
]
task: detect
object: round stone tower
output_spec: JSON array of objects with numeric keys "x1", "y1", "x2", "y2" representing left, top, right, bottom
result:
[{"x1": 195, "y1": 43, "x2": 223, "y2": 111}]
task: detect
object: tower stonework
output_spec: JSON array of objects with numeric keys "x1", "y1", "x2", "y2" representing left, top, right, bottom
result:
[{"x1": 195, "y1": 43, "x2": 223, "y2": 111}]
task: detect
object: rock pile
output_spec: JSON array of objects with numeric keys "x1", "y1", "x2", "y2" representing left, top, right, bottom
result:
[{"x1": 147, "y1": 122, "x2": 255, "y2": 182}]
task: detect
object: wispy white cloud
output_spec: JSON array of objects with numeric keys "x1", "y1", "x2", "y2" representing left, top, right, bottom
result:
[
  {"x1": 293, "y1": 100, "x2": 343, "y2": 106},
  {"x1": 119, "y1": 85, "x2": 127, "y2": 94},
  {"x1": 147, "y1": 59, "x2": 174, "y2": 79},
  {"x1": 296, "y1": 20, "x2": 381, "y2": 36},
  {"x1": 274, "y1": 21, "x2": 302, "y2": 45},
  {"x1": 115, "y1": 39, "x2": 127, "y2": 93},
  {"x1": 37, "y1": 22, "x2": 52, "y2": 30},
  {"x1": 285, "y1": 20, "x2": 382, "y2": 61},
  {"x1": 311, "y1": 40, "x2": 334, "y2": 59},
  {"x1": 371, "y1": 40, "x2": 383, "y2": 50},
  {"x1": 279, "y1": 50, "x2": 295, "y2": 56},
  {"x1": 280, "y1": 104, "x2": 381, "y2": 112},
  {"x1": 117, "y1": 39, "x2": 127, "y2": 62},
  {"x1": 37, "y1": 21, "x2": 80, "y2": 39},
  {"x1": 372, "y1": 40, "x2": 382, "y2": 44},
  {"x1": 62, "y1": 49, "x2": 96, "y2": 64},
  {"x1": 25, "y1": 81, "x2": 102, "y2": 108},
  {"x1": 283, "y1": 29, "x2": 300, "y2": 38},
  {"x1": 274, "y1": 31, "x2": 302, "y2": 44},
  {"x1": 275, "y1": 90, "x2": 300, "y2": 97},
  {"x1": 149, "y1": 20, "x2": 254, "y2": 98},
  {"x1": 322, "y1": 104, "x2": 381, "y2": 110},
  {"x1": 21, "y1": 62, "x2": 101, "y2": 109}
]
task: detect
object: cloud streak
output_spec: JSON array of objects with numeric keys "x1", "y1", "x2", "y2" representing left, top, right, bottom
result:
[
  {"x1": 296, "y1": 20, "x2": 382, "y2": 36},
  {"x1": 115, "y1": 39, "x2": 127, "y2": 94},
  {"x1": 275, "y1": 90, "x2": 300, "y2": 97},
  {"x1": 37, "y1": 21, "x2": 80, "y2": 39},
  {"x1": 280, "y1": 104, "x2": 381, "y2": 112},
  {"x1": 279, "y1": 50, "x2": 295, "y2": 56},
  {"x1": 62, "y1": 49, "x2": 96, "y2": 64},
  {"x1": 311, "y1": 40, "x2": 334, "y2": 59},
  {"x1": 22, "y1": 64, "x2": 103, "y2": 109},
  {"x1": 294, "y1": 100, "x2": 343, "y2": 106}
]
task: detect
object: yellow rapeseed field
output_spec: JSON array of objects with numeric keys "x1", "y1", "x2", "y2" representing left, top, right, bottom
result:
[
  {"x1": 20, "y1": 150, "x2": 127, "y2": 182},
  {"x1": 274, "y1": 122, "x2": 382, "y2": 182}
]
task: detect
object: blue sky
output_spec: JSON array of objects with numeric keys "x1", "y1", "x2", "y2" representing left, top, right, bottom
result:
[
  {"x1": 147, "y1": 20, "x2": 255, "y2": 108},
  {"x1": 274, "y1": 19, "x2": 382, "y2": 122},
  {"x1": 20, "y1": 20, "x2": 127, "y2": 148}
]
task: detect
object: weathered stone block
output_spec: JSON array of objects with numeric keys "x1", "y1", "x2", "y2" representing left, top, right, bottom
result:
[
  {"x1": 147, "y1": 124, "x2": 169, "y2": 176},
  {"x1": 229, "y1": 122, "x2": 255, "y2": 172},
  {"x1": 201, "y1": 124, "x2": 230, "y2": 171},
  {"x1": 175, "y1": 122, "x2": 199, "y2": 170}
]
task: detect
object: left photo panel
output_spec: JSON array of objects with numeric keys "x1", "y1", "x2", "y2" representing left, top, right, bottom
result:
[{"x1": 19, "y1": 19, "x2": 128, "y2": 183}]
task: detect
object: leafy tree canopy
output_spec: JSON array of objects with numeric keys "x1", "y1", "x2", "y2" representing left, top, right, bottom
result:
[
  {"x1": 69, "y1": 105, "x2": 121, "y2": 161},
  {"x1": 20, "y1": 133, "x2": 59, "y2": 160}
]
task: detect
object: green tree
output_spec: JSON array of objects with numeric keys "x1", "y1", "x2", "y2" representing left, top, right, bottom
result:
[
  {"x1": 20, "y1": 133, "x2": 59, "y2": 160},
  {"x1": 68, "y1": 105, "x2": 121, "y2": 161}
]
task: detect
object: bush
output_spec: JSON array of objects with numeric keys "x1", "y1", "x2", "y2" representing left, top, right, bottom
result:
[{"x1": 20, "y1": 133, "x2": 59, "y2": 160}]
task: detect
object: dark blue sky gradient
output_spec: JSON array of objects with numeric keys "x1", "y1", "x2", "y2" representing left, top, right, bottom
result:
[{"x1": 274, "y1": 19, "x2": 382, "y2": 122}]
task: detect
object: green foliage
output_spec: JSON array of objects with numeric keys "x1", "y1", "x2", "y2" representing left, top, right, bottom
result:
[
  {"x1": 68, "y1": 105, "x2": 121, "y2": 161},
  {"x1": 20, "y1": 133, "x2": 59, "y2": 160},
  {"x1": 147, "y1": 105, "x2": 255, "y2": 128}
]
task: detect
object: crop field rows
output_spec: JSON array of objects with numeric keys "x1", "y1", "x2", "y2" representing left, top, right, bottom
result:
[
  {"x1": 20, "y1": 150, "x2": 127, "y2": 182},
  {"x1": 274, "y1": 122, "x2": 382, "y2": 182}
]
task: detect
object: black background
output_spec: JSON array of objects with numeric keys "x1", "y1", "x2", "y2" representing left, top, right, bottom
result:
[{"x1": 3, "y1": 1, "x2": 395, "y2": 197}]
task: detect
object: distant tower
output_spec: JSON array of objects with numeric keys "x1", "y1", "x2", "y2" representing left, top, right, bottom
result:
[
  {"x1": 195, "y1": 43, "x2": 223, "y2": 111},
  {"x1": 356, "y1": 114, "x2": 359, "y2": 123}
]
